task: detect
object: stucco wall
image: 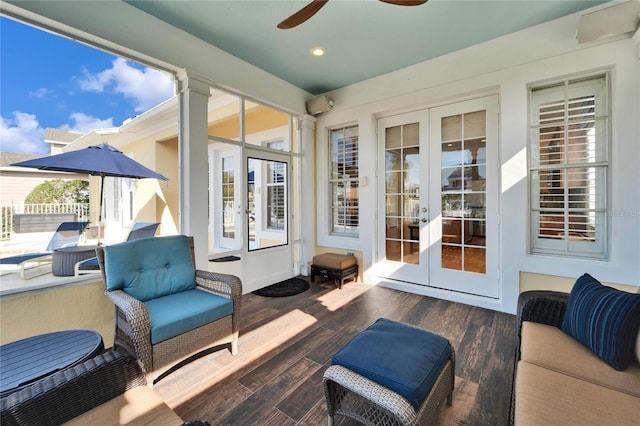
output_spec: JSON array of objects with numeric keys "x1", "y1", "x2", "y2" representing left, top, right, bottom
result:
[{"x1": 0, "y1": 279, "x2": 114, "y2": 346}]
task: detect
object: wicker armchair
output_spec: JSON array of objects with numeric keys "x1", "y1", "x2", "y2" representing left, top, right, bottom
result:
[
  {"x1": 96, "y1": 235, "x2": 242, "y2": 384},
  {"x1": 0, "y1": 350, "x2": 146, "y2": 426}
]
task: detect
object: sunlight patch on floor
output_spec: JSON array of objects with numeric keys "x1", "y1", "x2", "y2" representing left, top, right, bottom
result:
[
  {"x1": 159, "y1": 308, "x2": 318, "y2": 406},
  {"x1": 316, "y1": 281, "x2": 371, "y2": 311}
]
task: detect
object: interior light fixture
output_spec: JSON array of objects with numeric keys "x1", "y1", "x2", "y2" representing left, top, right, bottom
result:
[{"x1": 310, "y1": 47, "x2": 326, "y2": 57}]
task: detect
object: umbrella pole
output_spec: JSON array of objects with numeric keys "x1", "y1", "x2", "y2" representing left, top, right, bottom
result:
[
  {"x1": 99, "y1": 174, "x2": 105, "y2": 223},
  {"x1": 97, "y1": 174, "x2": 105, "y2": 245}
]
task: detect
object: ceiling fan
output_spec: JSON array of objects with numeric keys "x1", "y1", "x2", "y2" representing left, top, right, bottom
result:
[{"x1": 277, "y1": 0, "x2": 428, "y2": 29}]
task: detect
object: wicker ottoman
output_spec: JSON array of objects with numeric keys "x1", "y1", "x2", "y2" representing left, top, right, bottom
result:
[
  {"x1": 323, "y1": 318, "x2": 455, "y2": 426},
  {"x1": 310, "y1": 253, "x2": 358, "y2": 289}
]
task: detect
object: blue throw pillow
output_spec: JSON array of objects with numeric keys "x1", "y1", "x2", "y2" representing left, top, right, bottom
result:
[{"x1": 561, "y1": 273, "x2": 640, "y2": 371}]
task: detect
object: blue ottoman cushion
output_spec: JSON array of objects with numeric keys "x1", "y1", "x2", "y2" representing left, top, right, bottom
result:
[{"x1": 332, "y1": 318, "x2": 452, "y2": 409}]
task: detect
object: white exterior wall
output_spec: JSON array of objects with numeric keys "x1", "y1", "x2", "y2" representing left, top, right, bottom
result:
[{"x1": 315, "y1": 15, "x2": 640, "y2": 314}]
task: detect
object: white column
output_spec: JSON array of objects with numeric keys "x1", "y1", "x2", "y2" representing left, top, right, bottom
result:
[
  {"x1": 177, "y1": 71, "x2": 210, "y2": 268},
  {"x1": 298, "y1": 115, "x2": 317, "y2": 275}
]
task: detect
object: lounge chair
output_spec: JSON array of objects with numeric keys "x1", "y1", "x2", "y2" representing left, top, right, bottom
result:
[
  {"x1": 0, "y1": 221, "x2": 89, "y2": 279},
  {"x1": 74, "y1": 222, "x2": 160, "y2": 276}
]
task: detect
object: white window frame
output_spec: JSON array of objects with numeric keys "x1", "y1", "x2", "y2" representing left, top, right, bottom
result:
[
  {"x1": 329, "y1": 125, "x2": 359, "y2": 237},
  {"x1": 528, "y1": 73, "x2": 609, "y2": 259}
]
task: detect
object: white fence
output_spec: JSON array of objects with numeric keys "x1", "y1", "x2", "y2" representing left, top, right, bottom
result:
[{"x1": 0, "y1": 203, "x2": 90, "y2": 240}]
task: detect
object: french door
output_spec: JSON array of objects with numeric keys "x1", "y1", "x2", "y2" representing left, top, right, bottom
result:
[
  {"x1": 242, "y1": 148, "x2": 293, "y2": 293},
  {"x1": 377, "y1": 96, "x2": 499, "y2": 298}
]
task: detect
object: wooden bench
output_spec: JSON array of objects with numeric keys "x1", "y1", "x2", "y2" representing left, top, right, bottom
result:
[{"x1": 310, "y1": 253, "x2": 358, "y2": 289}]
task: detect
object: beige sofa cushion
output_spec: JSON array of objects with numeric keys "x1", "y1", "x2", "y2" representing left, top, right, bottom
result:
[
  {"x1": 521, "y1": 321, "x2": 640, "y2": 397},
  {"x1": 515, "y1": 361, "x2": 640, "y2": 426},
  {"x1": 63, "y1": 386, "x2": 183, "y2": 425}
]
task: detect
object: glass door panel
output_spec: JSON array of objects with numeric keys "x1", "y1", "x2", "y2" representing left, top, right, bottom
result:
[
  {"x1": 377, "y1": 110, "x2": 428, "y2": 285},
  {"x1": 440, "y1": 110, "x2": 486, "y2": 274},
  {"x1": 222, "y1": 156, "x2": 235, "y2": 240},
  {"x1": 429, "y1": 96, "x2": 499, "y2": 298},
  {"x1": 247, "y1": 157, "x2": 287, "y2": 251},
  {"x1": 209, "y1": 146, "x2": 242, "y2": 252},
  {"x1": 385, "y1": 122, "x2": 420, "y2": 264}
]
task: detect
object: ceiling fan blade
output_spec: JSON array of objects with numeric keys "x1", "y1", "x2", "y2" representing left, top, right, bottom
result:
[
  {"x1": 378, "y1": 0, "x2": 428, "y2": 6},
  {"x1": 277, "y1": 0, "x2": 330, "y2": 29}
]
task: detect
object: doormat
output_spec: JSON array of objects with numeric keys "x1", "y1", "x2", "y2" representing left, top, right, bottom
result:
[
  {"x1": 210, "y1": 256, "x2": 241, "y2": 262},
  {"x1": 253, "y1": 278, "x2": 310, "y2": 297}
]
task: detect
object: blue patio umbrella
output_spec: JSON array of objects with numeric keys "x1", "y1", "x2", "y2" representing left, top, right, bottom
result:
[{"x1": 12, "y1": 144, "x2": 168, "y2": 221}]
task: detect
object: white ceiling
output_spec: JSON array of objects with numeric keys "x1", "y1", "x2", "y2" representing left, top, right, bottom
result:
[{"x1": 125, "y1": 0, "x2": 610, "y2": 95}]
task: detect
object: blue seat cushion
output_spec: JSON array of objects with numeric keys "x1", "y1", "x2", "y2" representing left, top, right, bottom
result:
[
  {"x1": 104, "y1": 235, "x2": 196, "y2": 301},
  {"x1": 77, "y1": 257, "x2": 99, "y2": 270},
  {"x1": 145, "y1": 289, "x2": 234, "y2": 345},
  {"x1": 331, "y1": 318, "x2": 452, "y2": 409}
]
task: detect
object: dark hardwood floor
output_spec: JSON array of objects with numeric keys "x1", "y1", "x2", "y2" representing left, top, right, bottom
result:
[{"x1": 155, "y1": 278, "x2": 517, "y2": 425}]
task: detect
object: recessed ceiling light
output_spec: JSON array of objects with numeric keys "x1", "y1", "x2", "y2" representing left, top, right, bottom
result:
[{"x1": 310, "y1": 47, "x2": 326, "y2": 57}]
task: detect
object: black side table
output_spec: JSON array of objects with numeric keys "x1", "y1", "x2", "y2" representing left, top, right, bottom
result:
[
  {"x1": 52, "y1": 245, "x2": 98, "y2": 277},
  {"x1": 0, "y1": 329, "x2": 104, "y2": 397}
]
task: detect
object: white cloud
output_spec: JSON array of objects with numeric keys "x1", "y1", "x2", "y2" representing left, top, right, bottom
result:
[
  {"x1": 61, "y1": 113, "x2": 114, "y2": 133},
  {"x1": 29, "y1": 88, "x2": 54, "y2": 99},
  {"x1": 0, "y1": 112, "x2": 48, "y2": 154},
  {"x1": 78, "y1": 58, "x2": 174, "y2": 112}
]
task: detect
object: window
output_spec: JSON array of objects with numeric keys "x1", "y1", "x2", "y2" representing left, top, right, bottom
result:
[
  {"x1": 529, "y1": 74, "x2": 608, "y2": 259},
  {"x1": 330, "y1": 125, "x2": 359, "y2": 236},
  {"x1": 103, "y1": 176, "x2": 134, "y2": 224},
  {"x1": 221, "y1": 156, "x2": 235, "y2": 238},
  {"x1": 266, "y1": 160, "x2": 285, "y2": 230}
]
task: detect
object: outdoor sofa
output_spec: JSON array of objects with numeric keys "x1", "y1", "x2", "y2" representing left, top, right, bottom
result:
[{"x1": 512, "y1": 274, "x2": 640, "y2": 425}]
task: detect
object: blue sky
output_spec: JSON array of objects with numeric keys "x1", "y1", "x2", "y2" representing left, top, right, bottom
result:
[{"x1": 1, "y1": 16, "x2": 174, "y2": 155}]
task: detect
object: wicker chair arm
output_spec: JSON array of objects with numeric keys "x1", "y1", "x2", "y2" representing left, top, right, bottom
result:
[
  {"x1": 196, "y1": 270, "x2": 242, "y2": 338},
  {"x1": 0, "y1": 350, "x2": 145, "y2": 426},
  {"x1": 195, "y1": 270, "x2": 242, "y2": 300},
  {"x1": 105, "y1": 289, "x2": 153, "y2": 372},
  {"x1": 324, "y1": 365, "x2": 416, "y2": 425}
]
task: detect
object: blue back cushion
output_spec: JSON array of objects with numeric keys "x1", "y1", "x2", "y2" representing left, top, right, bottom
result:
[
  {"x1": 145, "y1": 289, "x2": 234, "y2": 344},
  {"x1": 103, "y1": 235, "x2": 196, "y2": 301},
  {"x1": 561, "y1": 273, "x2": 640, "y2": 371},
  {"x1": 332, "y1": 318, "x2": 452, "y2": 409}
]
